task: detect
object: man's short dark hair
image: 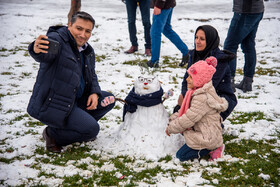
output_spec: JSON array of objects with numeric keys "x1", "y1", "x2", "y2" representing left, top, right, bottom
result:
[{"x1": 70, "y1": 11, "x2": 95, "y2": 29}]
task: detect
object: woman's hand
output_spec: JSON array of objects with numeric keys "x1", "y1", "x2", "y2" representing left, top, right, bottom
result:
[{"x1": 178, "y1": 94, "x2": 184, "y2": 106}]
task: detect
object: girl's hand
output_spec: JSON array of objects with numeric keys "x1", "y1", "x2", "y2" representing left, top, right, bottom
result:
[{"x1": 165, "y1": 127, "x2": 170, "y2": 136}]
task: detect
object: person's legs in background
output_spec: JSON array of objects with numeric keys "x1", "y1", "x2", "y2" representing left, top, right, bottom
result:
[
  {"x1": 162, "y1": 8, "x2": 188, "y2": 60},
  {"x1": 125, "y1": 0, "x2": 138, "y2": 54},
  {"x1": 235, "y1": 13, "x2": 263, "y2": 92},
  {"x1": 224, "y1": 12, "x2": 263, "y2": 92},
  {"x1": 150, "y1": 8, "x2": 172, "y2": 66},
  {"x1": 224, "y1": 13, "x2": 244, "y2": 79},
  {"x1": 139, "y1": 0, "x2": 151, "y2": 56}
]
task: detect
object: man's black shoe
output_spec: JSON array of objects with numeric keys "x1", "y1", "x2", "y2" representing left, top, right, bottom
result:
[
  {"x1": 146, "y1": 60, "x2": 159, "y2": 68},
  {"x1": 43, "y1": 127, "x2": 62, "y2": 153},
  {"x1": 179, "y1": 53, "x2": 189, "y2": 67}
]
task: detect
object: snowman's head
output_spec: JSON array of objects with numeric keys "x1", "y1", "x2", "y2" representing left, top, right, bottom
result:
[{"x1": 134, "y1": 75, "x2": 161, "y2": 95}]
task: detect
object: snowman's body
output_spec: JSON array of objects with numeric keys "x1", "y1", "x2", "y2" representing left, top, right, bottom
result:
[{"x1": 115, "y1": 76, "x2": 183, "y2": 160}]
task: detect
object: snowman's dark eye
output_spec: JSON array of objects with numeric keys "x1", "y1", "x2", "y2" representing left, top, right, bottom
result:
[
  {"x1": 138, "y1": 76, "x2": 145, "y2": 82},
  {"x1": 146, "y1": 78, "x2": 154, "y2": 84}
]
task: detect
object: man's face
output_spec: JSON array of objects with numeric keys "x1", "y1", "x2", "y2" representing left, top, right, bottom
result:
[{"x1": 68, "y1": 18, "x2": 93, "y2": 48}]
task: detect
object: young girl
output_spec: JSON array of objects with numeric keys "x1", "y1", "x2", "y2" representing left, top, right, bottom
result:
[{"x1": 166, "y1": 56, "x2": 228, "y2": 161}]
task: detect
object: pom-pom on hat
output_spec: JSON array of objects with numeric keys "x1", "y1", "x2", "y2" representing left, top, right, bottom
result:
[{"x1": 187, "y1": 56, "x2": 217, "y2": 88}]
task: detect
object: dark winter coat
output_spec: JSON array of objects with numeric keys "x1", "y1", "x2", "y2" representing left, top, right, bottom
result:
[
  {"x1": 181, "y1": 48, "x2": 237, "y2": 120},
  {"x1": 150, "y1": 0, "x2": 176, "y2": 9},
  {"x1": 123, "y1": 87, "x2": 164, "y2": 120},
  {"x1": 233, "y1": 0, "x2": 264, "y2": 14},
  {"x1": 27, "y1": 26, "x2": 101, "y2": 128}
]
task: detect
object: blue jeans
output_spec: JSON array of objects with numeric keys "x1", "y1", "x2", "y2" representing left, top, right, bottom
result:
[
  {"x1": 48, "y1": 91, "x2": 115, "y2": 146},
  {"x1": 150, "y1": 8, "x2": 188, "y2": 64},
  {"x1": 176, "y1": 144, "x2": 210, "y2": 162},
  {"x1": 126, "y1": 0, "x2": 151, "y2": 49},
  {"x1": 224, "y1": 12, "x2": 263, "y2": 78}
]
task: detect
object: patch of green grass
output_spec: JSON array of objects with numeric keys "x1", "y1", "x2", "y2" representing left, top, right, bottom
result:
[
  {"x1": 15, "y1": 62, "x2": 24, "y2": 67},
  {"x1": 255, "y1": 67, "x2": 279, "y2": 76},
  {"x1": 161, "y1": 55, "x2": 182, "y2": 68},
  {"x1": 6, "y1": 147, "x2": 14, "y2": 153},
  {"x1": 228, "y1": 111, "x2": 274, "y2": 124},
  {"x1": 0, "y1": 155, "x2": 27, "y2": 164},
  {"x1": 0, "y1": 48, "x2": 8, "y2": 52},
  {"x1": 24, "y1": 51, "x2": 29, "y2": 57},
  {"x1": 0, "y1": 46, "x2": 28, "y2": 56},
  {"x1": 5, "y1": 109, "x2": 21, "y2": 114},
  {"x1": 0, "y1": 157, "x2": 15, "y2": 164},
  {"x1": 1, "y1": 72, "x2": 12, "y2": 75},
  {"x1": 132, "y1": 165, "x2": 162, "y2": 184},
  {"x1": 20, "y1": 72, "x2": 32, "y2": 78},
  {"x1": 202, "y1": 139, "x2": 279, "y2": 186},
  {"x1": 38, "y1": 171, "x2": 57, "y2": 178},
  {"x1": 123, "y1": 58, "x2": 147, "y2": 66},
  {"x1": 10, "y1": 84, "x2": 19, "y2": 88},
  {"x1": 258, "y1": 59, "x2": 267, "y2": 65},
  {"x1": 35, "y1": 145, "x2": 105, "y2": 167},
  {"x1": 238, "y1": 95, "x2": 258, "y2": 99},
  {"x1": 9, "y1": 113, "x2": 29, "y2": 125},
  {"x1": 24, "y1": 129, "x2": 39, "y2": 135},
  {"x1": 169, "y1": 76, "x2": 178, "y2": 84},
  {"x1": 125, "y1": 73, "x2": 133, "y2": 79},
  {"x1": 158, "y1": 154, "x2": 172, "y2": 163},
  {"x1": 26, "y1": 120, "x2": 45, "y2": 127},
  {"x1": 114, "y1": 104, "x2": 122, "y2": 110},
  {"x1": 95, "y1": 54, "x2": 106, "y2": 62},
  {"x1": 236, "y1": 67, "x2": 279, "y2": 76}
]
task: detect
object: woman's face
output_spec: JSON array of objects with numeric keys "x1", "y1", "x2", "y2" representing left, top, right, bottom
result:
[
  {"x1": 186, "y1": 75, "x2": 194, "y2": 89},
  {"x1": 195, "y1": 29, "x2": 206, "y2": 51}
]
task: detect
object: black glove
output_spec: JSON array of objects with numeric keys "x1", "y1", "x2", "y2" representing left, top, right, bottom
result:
[
  {"x1": 173, "y1": 105, "x2": 181, "y2": 113},
  {"x1": 179, "y1": 53, "x2": 189, "y2": 67}
]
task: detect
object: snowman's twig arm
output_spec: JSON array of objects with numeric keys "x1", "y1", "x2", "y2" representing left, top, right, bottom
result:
[{"x1": 115, "y1": 98, "x2": 128, "y2": 105}]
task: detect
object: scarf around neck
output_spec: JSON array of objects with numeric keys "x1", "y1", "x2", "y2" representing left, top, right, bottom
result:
[
  {"x1": 123, "y1": 87, "x2": 164, "y2": 120},
  {"x1": 178, "y1": 89, "x2": 196, "y2": 117}
]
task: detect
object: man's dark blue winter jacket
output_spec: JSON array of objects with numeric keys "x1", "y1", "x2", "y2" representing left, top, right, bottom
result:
[{"x1": 27, "y1": 26, "x2": 101, "y2": 128}]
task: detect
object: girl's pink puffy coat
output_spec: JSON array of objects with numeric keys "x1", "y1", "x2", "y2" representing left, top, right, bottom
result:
[{"x1": 168, "y1": 81, "x2": 228, "y2": 150}]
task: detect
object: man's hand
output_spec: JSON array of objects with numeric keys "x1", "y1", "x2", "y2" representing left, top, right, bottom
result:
[
  {"x1": 33, "y1": 35, "x2": 49, "y2": 54},
  {"x1": 87, "y1": 93, "x2": 99, "y2": 110},
  {"x1": 154, "y1": 6, "x2": 161, "y2": 15}
]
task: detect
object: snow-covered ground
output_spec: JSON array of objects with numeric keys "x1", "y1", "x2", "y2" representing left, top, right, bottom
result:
[{"x1": 0, "y1": 0, "x2": 280, "y2": 186}]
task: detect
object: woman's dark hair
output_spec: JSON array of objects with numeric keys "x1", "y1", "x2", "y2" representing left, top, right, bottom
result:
[{"x1": 70, "y1": 11, "x2": 95, "y2": 29}]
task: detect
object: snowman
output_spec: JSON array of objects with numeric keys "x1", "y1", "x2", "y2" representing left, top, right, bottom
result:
[{"x1": 112, "y1": 75, "x2": 183, "y2": 160}]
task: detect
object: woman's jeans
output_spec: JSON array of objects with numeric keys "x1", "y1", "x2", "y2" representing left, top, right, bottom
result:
[
  {"x1": 150, "y1": 8, "x2": 188, "y2": 64},
  {"x1": 224, "y1": 12, "x2": 263, "y2": 78},
  {"x1": 126, "y1": 0, "x2": 151, "y2": 49},
  {"x1": 176, "y1": 144, "x2": 210, "y2": 162},
  {"x1": 48, "y1": 91, "x2": 115, "y2": 146}
]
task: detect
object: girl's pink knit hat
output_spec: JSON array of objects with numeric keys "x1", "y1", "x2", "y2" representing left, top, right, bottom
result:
[{"x1": 187, "y1": 56, "x2": 217, "y2": 88}]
